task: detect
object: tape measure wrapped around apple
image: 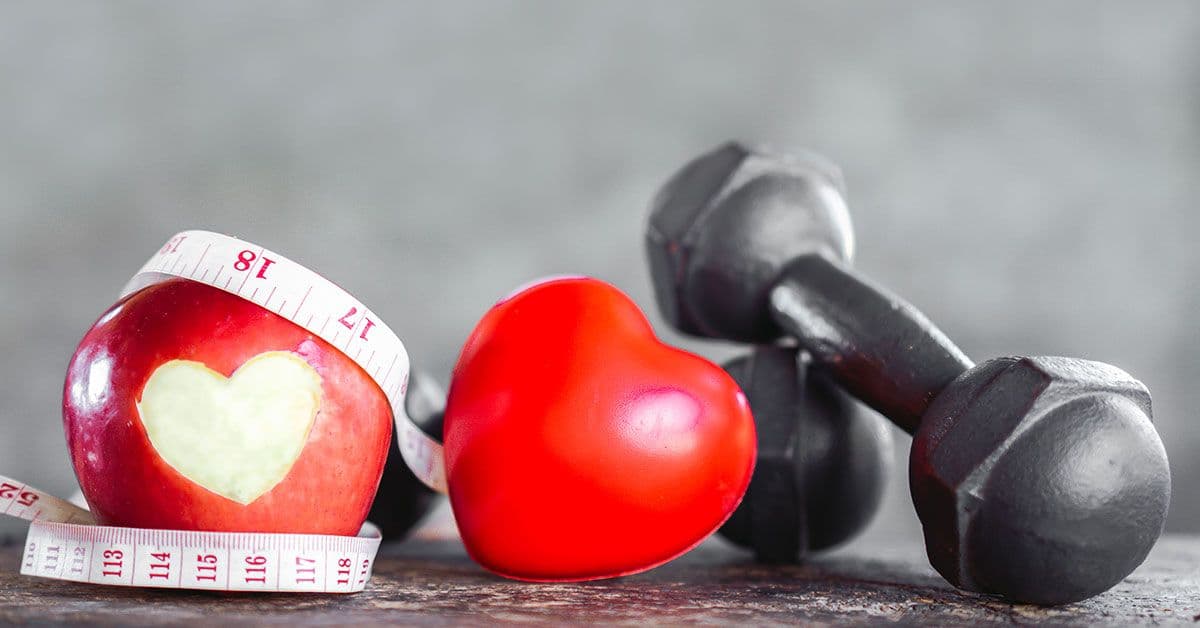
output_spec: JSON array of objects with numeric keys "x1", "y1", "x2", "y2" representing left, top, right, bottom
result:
[
  {"x1": 3, "y1": 230, "x2": 758, "y2": 590},
  {"x1": 4, "y1": 230, "x2": 438, "y2": 592}
]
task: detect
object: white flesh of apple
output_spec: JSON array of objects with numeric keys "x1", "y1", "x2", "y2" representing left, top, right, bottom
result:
[{"x1": 137, "y1": 351, "x2": 323, "y2": 505}]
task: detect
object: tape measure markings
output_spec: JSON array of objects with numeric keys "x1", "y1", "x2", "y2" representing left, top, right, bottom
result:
[
  {"x1": 22, "y1": 520, "x2": 380, "y2": 592},
  {"x1": 294, "y1": 285, "x2": 313, "y2": 318},
  {"x1": 1, "y1": 476, "x2": 93, "y2": 525},
  {"x1": 120, "y1": 230, "x2": 446, "y2": 493},
  {"x1": 2, "y1": 230, "x2": 451, "y2": 594},
  {"x1": 192, "y1": 242, "x2": 212, "y2": 274},
  {"x1": 8, "y1": 475, "x2": 382, "y2": 593}
]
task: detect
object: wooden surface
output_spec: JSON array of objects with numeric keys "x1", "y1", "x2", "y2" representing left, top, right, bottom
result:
[{"x1": 0, "y1": 534, "x2": 1197, "y2": 626}]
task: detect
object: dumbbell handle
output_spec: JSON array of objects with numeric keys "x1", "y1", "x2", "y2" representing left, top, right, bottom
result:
[{"x1": 769, "y1": 254, "x2": 973, "y2": 434}]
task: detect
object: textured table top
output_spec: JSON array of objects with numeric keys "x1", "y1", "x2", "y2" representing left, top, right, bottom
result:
[{"x1": 0, "y1": 533, "x2": 1196, "y2": 626}]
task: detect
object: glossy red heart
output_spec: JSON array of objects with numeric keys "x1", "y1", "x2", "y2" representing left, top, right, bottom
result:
[{"x1": 443, "y1": 277, "x2": 755, "y2": 581}]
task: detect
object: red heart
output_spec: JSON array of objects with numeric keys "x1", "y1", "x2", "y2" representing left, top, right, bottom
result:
[{"x1": 443, "y1": 277, "x2": 756, "y2": 581}]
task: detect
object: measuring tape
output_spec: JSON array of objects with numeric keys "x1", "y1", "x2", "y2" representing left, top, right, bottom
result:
[
  {"x1": 122, "y1": 230, "x2": 445, "y2": 492},
  {"x1": 4, "y1": 230, "x2": 448, "y2": 592},
  {"x1": 6, "y1": 474, "x2": 383, "y2": 592}
]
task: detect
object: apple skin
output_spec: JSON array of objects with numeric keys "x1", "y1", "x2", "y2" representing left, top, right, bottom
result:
[
  {"x1": 63, "y1": 278, "x2": 392, "y2": 536},
  {"x1": 443, "y1": 277, "x2": 756, "y2": 581}
]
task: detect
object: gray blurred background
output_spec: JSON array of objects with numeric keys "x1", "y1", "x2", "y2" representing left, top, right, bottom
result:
[{"x1": 1, "y1": 2, "x2": 1197, "y2": 546}]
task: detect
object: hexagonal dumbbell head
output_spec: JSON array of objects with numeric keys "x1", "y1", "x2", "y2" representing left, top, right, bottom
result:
[
  {"x1": 645, "y1": 141, "x2": 855, "y2": 343},
  {"x1": 717, "y1": 345, "x2": 891, "y2": 562},
  {"x1": 910, "y1": 356, "x2": 1171, "y2": 605}
]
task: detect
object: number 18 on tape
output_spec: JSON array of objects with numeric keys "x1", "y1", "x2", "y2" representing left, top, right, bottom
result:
[{"x1": 4, "y1": 230, "x2": 447, "y2": 593}]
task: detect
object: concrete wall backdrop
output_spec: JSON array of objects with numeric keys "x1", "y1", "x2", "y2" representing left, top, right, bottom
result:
[{"x1": 1, "y1": 2, "x2": 1197, "y2": 546}]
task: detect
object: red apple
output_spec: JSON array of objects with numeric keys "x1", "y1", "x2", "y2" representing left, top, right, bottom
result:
[
  {"x1": 63, "y1": 278, "x2": 392, "y2": 536},
  {"x1": 444, "y1": 277, "x2": 756, "y2": 581}
]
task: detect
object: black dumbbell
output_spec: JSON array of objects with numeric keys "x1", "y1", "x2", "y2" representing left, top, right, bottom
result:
[
  {"x1": 717, "y1": 345, "x2": 891, "y2": 563},
  {"x1": 368, "y1": 370, "x2": 445, "y2": 540},
  {"x1": 645, "y1": 142, "x2": 1171, "y2": 605}
]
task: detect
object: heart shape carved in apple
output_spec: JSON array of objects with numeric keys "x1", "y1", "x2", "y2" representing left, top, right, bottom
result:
[
  {"x1": 137, "y1": 351, "x2": 323, "y2": 505},
  {"x1": 443, "y1": 277, "x2": 756, "y2": 581}
]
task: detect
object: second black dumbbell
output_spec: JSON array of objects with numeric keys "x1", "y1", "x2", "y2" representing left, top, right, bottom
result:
[{"x1": 717, "y1": 345, "x2": 890, "y2": 563}]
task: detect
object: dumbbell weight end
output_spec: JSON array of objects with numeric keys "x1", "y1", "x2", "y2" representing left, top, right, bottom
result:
[{"x1": 718, "y1": 345, "x2": 892, "y2": 563}]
